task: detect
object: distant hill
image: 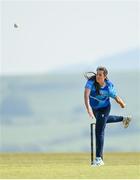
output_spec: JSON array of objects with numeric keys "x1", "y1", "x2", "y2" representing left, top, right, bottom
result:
[
  {"x1": 54, "y1": 48, "x2": 140, "y2": 73},
  {"x1": 94, "y1": 48, "x2": 140, "y2": 71},
  {"x1": 0, "y1": 72, "x2": 140, "y2": 152}
]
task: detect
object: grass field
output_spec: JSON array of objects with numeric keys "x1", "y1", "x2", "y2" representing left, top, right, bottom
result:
[{"x1": 0, "y1": 152, "x2": 140, "y2": 179}]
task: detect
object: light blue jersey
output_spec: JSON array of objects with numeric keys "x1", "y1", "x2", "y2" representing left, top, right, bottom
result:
[{"x1": 85, "y1": 79, "x2": 117, "y2": 109}]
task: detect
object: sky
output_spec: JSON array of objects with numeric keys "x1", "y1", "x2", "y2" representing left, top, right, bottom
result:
[{"x1": 1, "y1": 0, "x2": 139, "y2": 75}]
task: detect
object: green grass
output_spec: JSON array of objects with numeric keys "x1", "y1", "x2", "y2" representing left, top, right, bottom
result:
[{"x1": 0, "y1": 152, "x2": 140, "y2": 179}]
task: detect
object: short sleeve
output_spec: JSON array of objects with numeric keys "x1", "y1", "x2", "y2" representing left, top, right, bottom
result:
[
  {"x1": 85, "y1": 80, "x2": 94, "y2": 90},
  {"x1": 108, "y1": 83, "x2": 117, "y2": 99}
]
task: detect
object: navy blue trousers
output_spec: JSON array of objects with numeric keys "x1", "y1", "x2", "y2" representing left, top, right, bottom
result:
[{"x1": 92, "y1": 104, "x2": 123, "y2": 159}]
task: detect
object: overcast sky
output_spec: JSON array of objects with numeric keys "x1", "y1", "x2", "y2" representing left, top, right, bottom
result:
[{"x1": 1, "y1": 0, "x2": 139, "y2": 75}]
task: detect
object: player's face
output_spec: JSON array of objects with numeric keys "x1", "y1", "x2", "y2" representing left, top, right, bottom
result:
[{"x1": 96, "y1": 70, "x2": 106, "y2": 84}]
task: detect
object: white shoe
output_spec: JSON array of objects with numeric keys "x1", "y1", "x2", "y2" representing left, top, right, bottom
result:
[
  {"x1": 123, "y1": 116, "x2": 132, "y2": 128},
  {"x1": 91, "y1": 157, "x2": 104, "y2": 167}
]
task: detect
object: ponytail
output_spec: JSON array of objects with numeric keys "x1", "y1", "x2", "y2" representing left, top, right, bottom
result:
[{"x1": 84, "y1": 71, "x2": 101, "y2": 95}]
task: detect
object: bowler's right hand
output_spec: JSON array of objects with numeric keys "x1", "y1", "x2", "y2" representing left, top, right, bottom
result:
[{"x1": 87, "y1": 109, "x2": 94, "y2": 119}]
